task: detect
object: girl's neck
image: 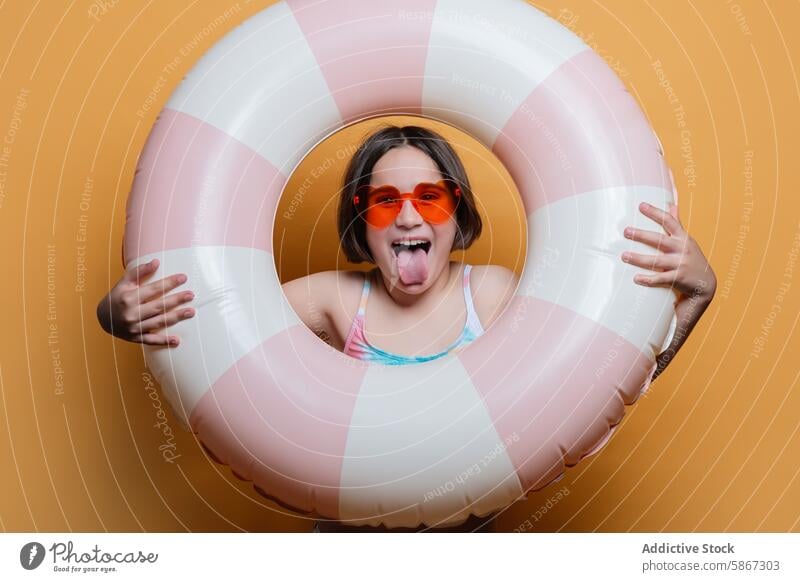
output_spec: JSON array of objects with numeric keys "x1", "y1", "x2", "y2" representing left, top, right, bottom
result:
[{"x1": 375, "y1": 261, "x2": 457, "y2": 309}]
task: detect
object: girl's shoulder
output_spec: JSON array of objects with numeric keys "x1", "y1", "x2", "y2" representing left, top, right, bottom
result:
[
  {"x1": 333, "y1": 268, "x2": 372, "y2": 302},
  {"x1": 282, "y1": 269, "x2": 364, "y2": 319},
  {"x1": 314, "y1": 268, "x2": 371, "y2": 318},
  {"x1": 284, "y1": 268, "x2": 366, "y2": 294},
  {"x1": 467, "y1": 263, "x2": 518, "y2": 282},
  {"x1": 467, "y1": 263, "x2": 520, "y2": 329}
]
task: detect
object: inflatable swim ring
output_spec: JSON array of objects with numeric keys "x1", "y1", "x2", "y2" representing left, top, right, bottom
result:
[{"x1": 124, "y1": 0, "x2": 678, "y2": 528}]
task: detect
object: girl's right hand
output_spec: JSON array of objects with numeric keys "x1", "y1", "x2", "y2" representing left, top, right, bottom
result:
[{"x1": 96, "y1": 258, "x2": 196, "y2": 347}]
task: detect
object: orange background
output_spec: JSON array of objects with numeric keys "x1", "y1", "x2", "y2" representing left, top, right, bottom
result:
[{"x1": 1, "y1": 0, "x2": 798, "y2": 532}]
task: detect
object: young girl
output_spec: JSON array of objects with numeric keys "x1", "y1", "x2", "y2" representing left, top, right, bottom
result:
[{"x1": 97, "y1": 125, "x2": 717, "y2": 532}]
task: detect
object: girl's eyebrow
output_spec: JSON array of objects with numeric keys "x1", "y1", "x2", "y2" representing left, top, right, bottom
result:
[{"x1": 369, "y1": 181, "x2": 441, "y2": 191}]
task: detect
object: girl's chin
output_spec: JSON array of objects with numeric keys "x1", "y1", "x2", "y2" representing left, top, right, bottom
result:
[{"x1": 395, "y1": 278, "x2": 427, "y2": 291}]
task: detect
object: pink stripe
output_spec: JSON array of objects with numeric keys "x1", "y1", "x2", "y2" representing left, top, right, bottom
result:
[
  {"x1": 493, "y1": 50, "x2": 672, "y2": 215},
  {"x1": 286, "y1": 0, "x2": 436, "y2": 123},
  {"x1": 189, "y1": 326, "x2": 368, "y2": 519},
  {"x1": 124, "y1": 109, "x2": 284, "y2": 266},
  {"x1": 458, "y1": 296, "x2": 655, "y2": 493}
]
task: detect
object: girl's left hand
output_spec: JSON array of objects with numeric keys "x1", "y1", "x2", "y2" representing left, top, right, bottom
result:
[{"x1": 621, "y1": 202, "x2": 717, "y2": 303}]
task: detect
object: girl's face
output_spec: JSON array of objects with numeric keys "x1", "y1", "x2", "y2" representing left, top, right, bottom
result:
[{"x1": 364, "y1": 146, "x2": 458, "y2": 293}]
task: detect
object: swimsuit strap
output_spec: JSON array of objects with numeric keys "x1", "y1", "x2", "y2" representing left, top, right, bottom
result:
[
  {"x1": 342, "y1": 270, "x2": 372, "y2": 355},
  {"x1": 462, "y1": 264, "x2": 486, "y2": 336},
  {"x1": 356, "y1": 269, "x2": 372, "y2": 316}
]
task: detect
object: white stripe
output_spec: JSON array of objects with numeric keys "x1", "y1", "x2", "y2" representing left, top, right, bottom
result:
[
  {"x1": 517, "y1": 186, "x2": 678, "y2": 359},
  {"x1": 422, "y1": 0, "x2": 586, "y2": 147},
  {"x1": 129, "y1": 247, "x2": 300, "y2": 428},
  {"x1": 165, "y1": 1, "x2": 342, "y2": 174},
  {"x1": 339, "y1": 357, "x2": 523, "y2": 528}
]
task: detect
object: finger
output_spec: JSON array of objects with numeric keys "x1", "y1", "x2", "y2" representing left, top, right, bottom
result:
[
  {"x1": 624, "y1": 227, "x2": 678, "y2": 252},
  {"x1": 124, "y1": 258, "x2": 159, "y2": 285},
  {"x1": 131, "y1": 308, "x2": 195, "y2": 334},
  {"x1": 137, "y1": 290, "x2": 195, "y2": 320},
  {"x1": 622, "y1": 251, "x2": 679, "y2": 271},
  {"x1": 133, "y1": 273, "x2": 188, "y2": 304},
  {"x1": 638, "y1": 202, "x2": 682, "y2": 236},
  {"x1": 138, "y1": 333, "x2": 181, "y2": 347},
  {"x1": 668, "y1": 203, "x2": 679, "y2": 220},
  {"x1": 633, "y1": 271, "x2": 679, "y2": 288}
]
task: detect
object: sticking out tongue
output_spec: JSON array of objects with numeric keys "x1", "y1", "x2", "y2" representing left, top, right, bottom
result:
[{"x1": 396, "y1": 248, "x2": 429, "y2": 285}]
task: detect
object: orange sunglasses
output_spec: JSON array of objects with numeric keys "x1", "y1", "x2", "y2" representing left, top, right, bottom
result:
[{"x1": 353, "y1": 180, "x2": 462, "y2": 229}]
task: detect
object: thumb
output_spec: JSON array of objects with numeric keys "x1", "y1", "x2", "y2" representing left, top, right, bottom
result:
[{"x1": 124, "y1": 258, "x2": 159, "y2": 285}]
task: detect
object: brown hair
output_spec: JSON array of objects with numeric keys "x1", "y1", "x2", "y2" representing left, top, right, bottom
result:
[{"x1": 338, "y1": 125, "x2": 483, "y2": 264}]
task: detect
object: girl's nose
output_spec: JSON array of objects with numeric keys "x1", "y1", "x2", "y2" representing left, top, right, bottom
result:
[{"x1": 395, "y1": 199, "x2": 423, "y2": 227}]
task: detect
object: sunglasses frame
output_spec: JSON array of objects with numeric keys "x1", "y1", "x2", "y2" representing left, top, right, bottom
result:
[{"x1": 353, "y1": 179, "x2": 462, "y2": 228}]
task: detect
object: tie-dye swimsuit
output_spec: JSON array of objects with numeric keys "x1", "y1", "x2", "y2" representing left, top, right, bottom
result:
[{"x1": 342, "y1": 264, "x2": 485, "y2": 365}]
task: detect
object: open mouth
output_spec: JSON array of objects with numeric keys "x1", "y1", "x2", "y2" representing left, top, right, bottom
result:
[
  {"x1": 391, "y1": 239, "x2": 431, "y2": 256},
  {"x1": 391, "y1": 238, "x2": 432, "y2": 286}
]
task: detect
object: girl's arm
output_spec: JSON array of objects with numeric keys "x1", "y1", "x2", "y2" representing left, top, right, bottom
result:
[
  {"x1": 621, "y1": 202, "x2": 717, "y2": 380},
  {"x1": 96, "y1": 258, "x2": 196, "y2": 346},
  {"x1": 98, "y1": 260, "x2": 338, "y2": 348},
  {"x1": 652, "y1": 289, "x2": 714, "y2": 380}
]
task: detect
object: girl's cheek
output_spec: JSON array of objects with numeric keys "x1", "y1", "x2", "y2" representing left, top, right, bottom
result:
[
  {"x1": 364, "y1": 230, "x2": 383, "y2": 259},
  {"x1": 434, "y1": 223, "x2": 457, "y2": 252}
]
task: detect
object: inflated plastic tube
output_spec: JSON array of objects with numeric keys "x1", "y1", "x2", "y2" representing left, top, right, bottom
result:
[{"x1": 124, "y1": 0, "x2": 678, "y2": 529}]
